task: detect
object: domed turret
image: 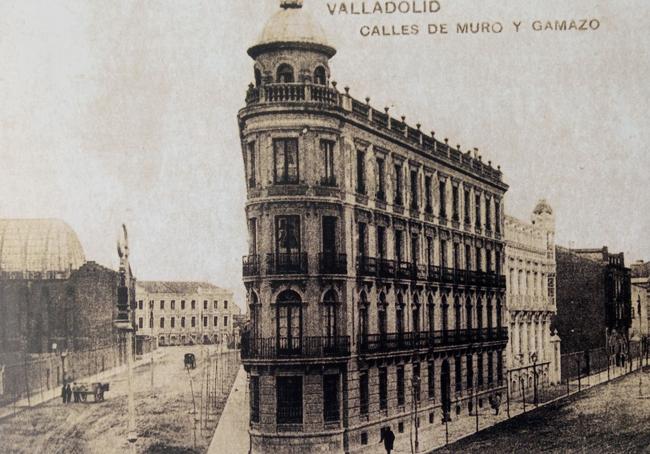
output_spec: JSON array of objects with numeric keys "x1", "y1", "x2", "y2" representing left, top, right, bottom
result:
[
  {"x1": 533, "y1": 199, "x2": 553, "y2": 216},
  {"x1": 247, "y1": 1, "x2": 336, "y2": 87}
]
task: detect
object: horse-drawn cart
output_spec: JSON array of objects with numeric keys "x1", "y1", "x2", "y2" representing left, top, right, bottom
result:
[{"x1": 73, "y1": 382, "x2": 110, "y2": 402}]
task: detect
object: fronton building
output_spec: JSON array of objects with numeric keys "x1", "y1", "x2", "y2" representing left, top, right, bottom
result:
[
  {"x1": 134, "y1": 281, "x2": 239, "y2": 347},
  {"x1": 504, "y1": 201, "x2": 561, "y2": 394},
  {"x1": 239, "y1": 2, "x2": 509, "y2": 453}
]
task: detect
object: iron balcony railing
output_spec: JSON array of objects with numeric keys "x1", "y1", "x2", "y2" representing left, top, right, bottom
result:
[
  {"x1": 241, "y1": 335, "x2": 351, "y2": 360},
  {"x1": 242, "y1": 254, "x2": 260, "y2": 276},
  {"x1": 357, "y1": 255, "x2": 378, "y2": 277},
  {"x1": 319, "y1": 253, "x2": 348, "y2": 274},
  {"x1": 266, "y1": 253, "x2": 308, "y2": 275},
  {"x1": 246, "y1": 83, "x2": 340, "y2": 106},
  {"x1": 358, "y1": 327, "x2": 508, "y2": 355}
]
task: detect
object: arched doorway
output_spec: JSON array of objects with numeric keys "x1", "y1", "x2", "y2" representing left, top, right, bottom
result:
[{"x1": 441, "y1": 359, "x2": 451, "y2": 421}]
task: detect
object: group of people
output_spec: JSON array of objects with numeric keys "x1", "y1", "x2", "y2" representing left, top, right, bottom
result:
[{"x1": 61, "y1": 382, "x2": 85, "y2": 403}]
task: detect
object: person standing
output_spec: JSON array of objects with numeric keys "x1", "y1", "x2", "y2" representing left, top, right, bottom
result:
[
  {"x1": 65, "y1": 383, "x2": 72, "y2": 403},
  {"x1": 61, "y1": 383, "x2": 67, "y2": 404},
  {"x1": 380, "y1": 426, "x2": 395, "y2": 454}
]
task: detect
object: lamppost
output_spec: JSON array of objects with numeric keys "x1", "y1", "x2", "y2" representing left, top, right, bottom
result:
[
  {"x1": 60, "y1": 351, "x2": 68, "y2": 385},
  {"x1": 115, "y1": 224, "x2": 137, "y2": 454},
  {"x1": 530, "y1": 352, "x2": 539, "y2": 407}
]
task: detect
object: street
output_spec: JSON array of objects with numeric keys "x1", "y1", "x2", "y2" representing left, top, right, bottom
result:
[
  {"x1": 436, "y1": 370, "x2": 650, "y2": 453},
  {"x1": 0, "y1": 346, "x2": 239, "y2": 454}
]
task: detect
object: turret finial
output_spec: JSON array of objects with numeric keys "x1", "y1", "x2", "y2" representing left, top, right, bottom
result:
[{"x1": 281, "y1": 0, "x2": 303, "y2": 9}]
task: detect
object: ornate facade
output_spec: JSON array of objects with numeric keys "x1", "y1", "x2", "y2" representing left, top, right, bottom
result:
[
  {"x1": 504, "y1": 201, "x2": 561, "y2": 393},
  {"x1": 239, "y1": 2, "x2": 508, "y2": 453}
]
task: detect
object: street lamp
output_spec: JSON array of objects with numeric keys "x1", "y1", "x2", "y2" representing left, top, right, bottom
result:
[
  {"x1": 530, "y1": 352, "x2": 539, "y2": 406},
  {"x1": 60, "y1": 351, "x2": 68, "y2": 385}
]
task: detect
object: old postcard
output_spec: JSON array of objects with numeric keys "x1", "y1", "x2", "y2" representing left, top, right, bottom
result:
[{"x1": 1, "y1": 0, "x2": 649, "y2": 453}]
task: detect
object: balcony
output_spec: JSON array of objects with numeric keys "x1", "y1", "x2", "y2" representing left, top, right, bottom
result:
[
  {"x1": 242, "y1": 255, "x2": 260, "y2": 277},
  {"x1": 241, "y1": 335, "x2": 351, "y2": 360},
  {"x1": 358, "y1": 327, "x2": 508, "y2": 355},
  {"x1": 266, "y1": 253, "x2": 308, "y2": 275},
  {"x1": 319, "y1": 253, "x2": 347, "y2": 275},
  {"x1": 378, "y1": 258, "x2": 395, "y2": 279},
  {"x1": 246, "y1": 83, "x2": 340, "y2": 106},
  {"x1": 320, "y1": 176, "x2": 337, "y2": 187},
  {"x1": 357, "y1": 256, "x2": 378, "y2": 277}
]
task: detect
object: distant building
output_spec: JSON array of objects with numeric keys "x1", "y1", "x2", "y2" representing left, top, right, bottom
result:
[
  {"x1": 0, "y1": 219, "x2": 131, "y2": 356},
  {"x1": 630, "y1": 261, "x2": 650, "y2": 341},
  {"x1": 554, "y1": 246, "x2": 631, "y2": 356},
  {"x1": 134, "y1": 281, "x2": 240, "y2": 347},
  {"x1": 504, "y1": 201, "x2": 561, "y2": 390}
]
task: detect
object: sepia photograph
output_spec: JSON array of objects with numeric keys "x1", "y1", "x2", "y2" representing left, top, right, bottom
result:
[{"x1": 1, "y1": 0, "x2": 649, "y2": 453}]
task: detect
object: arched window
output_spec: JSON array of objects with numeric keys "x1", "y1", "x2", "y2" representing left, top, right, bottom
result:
[
  {"x1": 323, "y1": 289, "x2": 338, "y2": 343},
  {"x1": 276, "y1": 290, "x2": 302, "y2": 354},
  {"x1": 427, "y1": 294, "x2": 435, "y2": 335},
  {"x1": 254, "y1": 67, "x2": 262, "y2": 87},
  {"x1": 277, "y1": 64, "x2": 295, "y2": 83},
  {"x1": 412, "y1": 293, "x2": 420, "y2": 334},
  {"x1": 314, "y1": 66, "x2": 327, "y2": 85},
  {"x1": 359, "y1": 291, "x2": 369, "y2": 345},
  {"x1": 378, "y1": 292, "x2": 387, "y2": 337}
]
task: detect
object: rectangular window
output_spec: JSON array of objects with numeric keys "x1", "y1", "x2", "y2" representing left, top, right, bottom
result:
[
  {"x1": 191, "y1": 300, "x2": 196, "y2": 310},
  {"x1": 439, "y1": 180, "x2": 447, "y2": 218},
  {"x1": 475, "y1": 194, "x2": 481, "y2": 228},
  {"x1": 149, "y1": 317, "x2": 153, "y2": 329},
  {"x1": 138, "y1": 300, "x2": 143, "y2": 310},
  {"x1": 397, "y1": 366, "x2": 405, "y2": 406},
  {"x1": 428, "y1": 362, "x2": 435, "y2": 400},
  {"x1": 359, "y1": 371, "x2": 369, "y2": 415},
  {"x1": 394, "y1": 164, "x2": 403, "y2": 206},
  {"x1": 138, "y1": 317, "x2": 143, "y2": 329},
  {"x1": 323, "y1": 216, "x2": 337, "y2": 253},
  {"x1": 203, "y1": 316, "x2": 208, "y2": 327},
  {"x1": 426, "y1": 237, "x2": 433, "y2": 267},
  {"x1": 377, "y1": 226, "x2": 386, "y2": 259},
  {"x1": 358, "y1": 222, "x2": 368, "y2": 257},
  {"x1": 356, "y1": 149, "x2": 366, "y2": 194},
  {"x1": 488, "y1": 352, "x2": 494, "y2": 384},
  {"x1": 467, "y1": 354, "x2": 473, "y2": 389},
  {"x1": 249, "y1": 218, "x2": 258, "y2": 255},
  {"x1": 224, "y1": 301, "x2": 228, "y2": 310},
  {"x1": 478, "y1": 353, "x2": 484, "y2": 386},
  {"x1": 425, "y1": 176, "x2": 432, "y2": 213},
  {"x1": 224, "y1": 316, "x2": 228, "y2": 327},
  {"x1": 181, "y1": 317, "x2": 185, "y2": 328},
  {"x1": 277, "y1": 376, "x2": 303, "y2": 424},
  {"x1": 181, "y1": 300, "x2": 186, "y2": 310},
  {"x1": 497, "y1": 352, "x2": 503, "y2": 382},
  {"x1": 273, "y1": 138, "x2": 299, "y2": 184},
  {"x1": 413, "y1": 363, "x2": 421, "y2": 402},
  {"x1": 214, "y1": 300, "x2": 218, "y2": 310},
  {"x1": 486, "y1": 250, "x2": 493, "y2": 273},
  {"x1": 192, "y1": 317, "x2": 196, "y2": 328},
  {"x1": 379, "y1": 367, "x2": 388, "y2": 410},
  {"x1": 465, "y1": 244, "x2": 472, "y2": 271},
  {"x1": 323, "y1": 375, "x2": 340, "y2": 422},
  {"x1": 476, "y1": 247, "x2": 482, "y2": 272},
  {"x1": 395, "y1": 230, "x2": 404, "y2": 262},
  {"x1": 410, "y1": 169, "x2": 418, "y2": 210},
  {"x1": 455, "y1": 356, "x2": 462, "y2": 392},
  {"x1": 214, "y1": 316, "x2": 218, "y2": 327},
  {"x1": 411, "y1": 234, "x2": 419, "y2": 265},
  {"x1": 321, "y1": 140, "x2": 336, "y2": 186},
  {"x1": 464, "y1": 189, "x2": 471, "y2": 224},
  {"x1": 453, "y1": 243, "x2": 460, "y2": 270},
  {"x1": 160, "y1": 317, "x2": 165, "y2": 329},
  {"x1": 376, "y1": 157, "x2": 386, "y2": 200},
  {"x1": 171, "y1": 300, "x2": 175, "y2": 310},
  {"x1": 495, "y1": 200, "x2": 501, "y2": 233},
  {"x1": 247, "y1": 141, "x2": 256, "y2": 188},
  {"x1": 204, "y1": 300, "x2": 208, "y2": 310},
  {"x1": 160, "y1": 300, "x2": 165, "y2": 310},
  {"x1": 250, "y1": 376, "x2": 260, "y2": 423},
  {"x1": 452, "y1": 185, "x2": 459, "y2": 221},
  {"x1": 486, "y1": 197, "x2": 492, "y2": 230},
  {"x1": 440, "y1": 240, "x2": 447, "y2": 268},
  {"x1": 171, "y1": 317, "x2": 175, "y2": 328},
  {"x1": 276, "y1": 215, "x2": 301, "y2": 255}
]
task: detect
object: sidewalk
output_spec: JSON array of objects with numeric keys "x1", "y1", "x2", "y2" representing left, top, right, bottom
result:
[
  {"x1": 0, "y1": 348, "x2": 164, "y2": 420},
  {"x1": 208, "y1": 365, "x2": 250, "y2": 454}
]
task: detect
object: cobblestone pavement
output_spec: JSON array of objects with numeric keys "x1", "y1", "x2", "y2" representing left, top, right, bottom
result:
[
  {"x1": 434, "y1": 368, "x2": 650, "y2": 453},
  {"x1": 0, "y1": 346, "x2": 239, "y2": 454}
]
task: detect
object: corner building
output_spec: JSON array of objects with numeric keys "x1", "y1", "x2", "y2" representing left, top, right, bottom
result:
[{"x1": 239, "y1": 2, "x2": 509, "y2": 452}]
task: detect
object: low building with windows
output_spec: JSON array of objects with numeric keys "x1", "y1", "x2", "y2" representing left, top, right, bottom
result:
[
  {"x1": 631, "y1": 261, "x2": 650, "y2": 342},
  {"x1": 504, "y1": 201, "x2": 561, "y2": 395},
  {"x1": 134, "y1": 281, "x2": 239, "y2": 347},
  {"x1": 239, "y1": 2, "x2": 509, "y2": 452}
]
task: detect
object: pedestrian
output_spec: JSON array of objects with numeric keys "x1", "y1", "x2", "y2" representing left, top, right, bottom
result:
[
  {"x1": 61, "y1": 383, "x2": 67, "y2": 404},
  {"x1": 380, "y1": 426, "x2": 395, "y2": 454},
  {"x1": 489, "y1": 393, "x2": 502, "y2": 415},
  {"x1": 72, "y1": 382, "x2": 79, "y2": 403},
  {"x1": 65, "y1": 383, "x2": 72, "y2": 403}
]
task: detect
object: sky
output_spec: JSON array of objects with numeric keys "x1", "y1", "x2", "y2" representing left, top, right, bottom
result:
[{"x1": 1, "y1": 0, "x2": 649, "y2": 310}]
